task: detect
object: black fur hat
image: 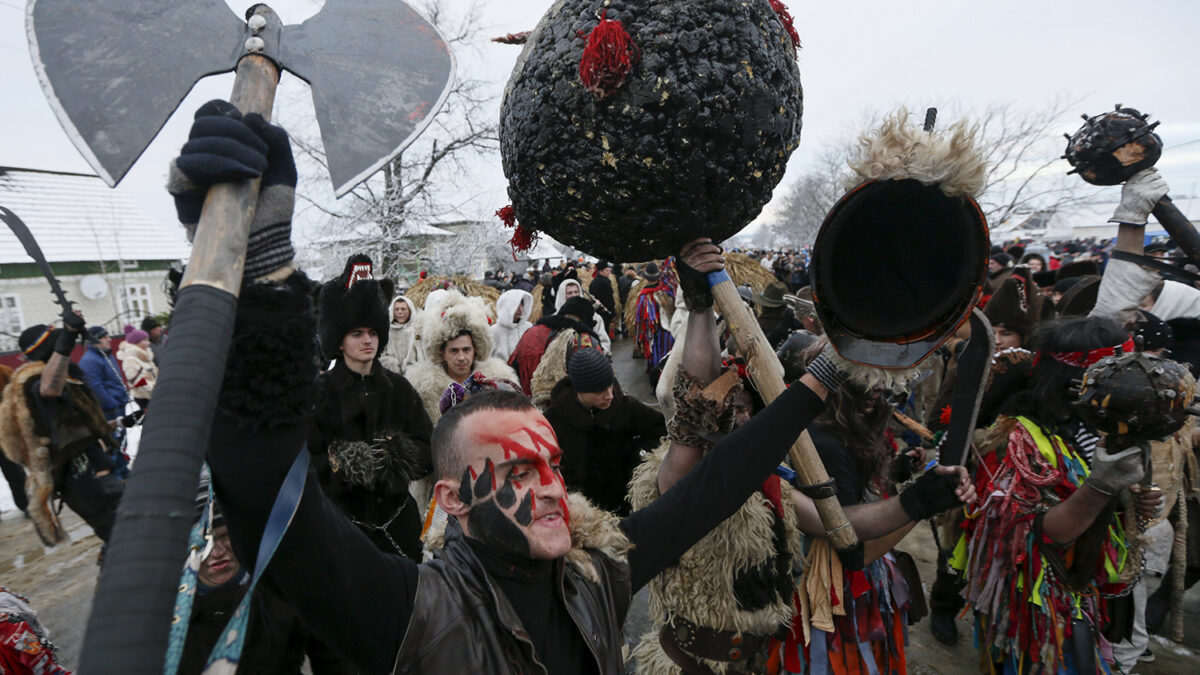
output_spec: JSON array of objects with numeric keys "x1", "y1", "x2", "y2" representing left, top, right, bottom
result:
[
  {"x1": 317, "y1": 254, "x2": 395, "y2": 361},
  {"x1": 985, "y1": 269, "x2": 1042, "y2": 342}
]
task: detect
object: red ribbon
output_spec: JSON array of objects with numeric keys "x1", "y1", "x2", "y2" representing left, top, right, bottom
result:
[{"x1": 1036, "y1": 336, "x2": 1134, "y2": 369}]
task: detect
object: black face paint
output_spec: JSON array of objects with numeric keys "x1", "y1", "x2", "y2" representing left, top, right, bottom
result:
[
  {"x1": 470, "y1": 499, "x2": 532, "y2": 558},
  {"x1": 513, "y1": 490, "x2": 534, "y2": 527},
  {"x1": 474, "y1": 458, "x2": 495, "y2": 499},
  {"x1": 495, "y1": 475, "x2": 516, "y2": 509},
  {"x1": 459, "y1": 466, "x2": 474, "y2": 505}
]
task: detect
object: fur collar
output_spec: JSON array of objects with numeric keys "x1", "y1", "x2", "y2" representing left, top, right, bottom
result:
[{"x1": 424, "y1": 492, "x2": 631, "y2": 584}]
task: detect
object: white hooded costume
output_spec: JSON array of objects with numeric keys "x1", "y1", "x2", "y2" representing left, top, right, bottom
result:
[
  {"x1": 379, "y1": 295, "x2": 420, "y2": 373},
  {"x1": 490, "y1": 289, "x2": 534, "y2": 362}
]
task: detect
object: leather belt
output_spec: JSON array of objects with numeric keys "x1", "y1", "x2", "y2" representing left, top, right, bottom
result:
[{"x1": 658, "y1": 615, "x2": 772, "y2": 674}]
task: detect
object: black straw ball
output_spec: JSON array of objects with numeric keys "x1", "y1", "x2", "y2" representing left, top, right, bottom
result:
[{"x1": 501, "y1": 0, "x2": 803, "y2": 261}]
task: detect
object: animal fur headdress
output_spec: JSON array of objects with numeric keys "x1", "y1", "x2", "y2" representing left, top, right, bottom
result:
[
  {"x1": 420, "y1": 291, "x2": 496, "y2": 367},
  {"x1": 317, "y1": 254, "x2": 395, "y2": 362},
  {"x1": 815, "y1": 108, "x2": 990, "y2": 391},
  {"x1": 985, "y1": 266, "x2": 1043, "y2": 341}
]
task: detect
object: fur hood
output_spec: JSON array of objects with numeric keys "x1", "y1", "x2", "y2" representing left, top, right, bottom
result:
[
  {"x1": 845, "y1": 107, "x2": 987, "y2": 198},
  {"x1": 423, "y1": 492, "x2": 631, "y2": 584},
  {"x1": 404, "y1": 356, "x2": 518, "y2": 423},
  {"x1": 381, "y1": 295, "x2": 421, "y2": 373},
  {"x1": 554, "y1": 279, "x2": 584, "y2": 312},
  {"x1": 419, "y1": 291, "x2": 496, "y2": 367}
]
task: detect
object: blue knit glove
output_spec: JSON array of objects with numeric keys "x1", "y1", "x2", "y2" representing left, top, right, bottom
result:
[{"x1": 168, "y1": 100, "x2": 297, "y2": 279}]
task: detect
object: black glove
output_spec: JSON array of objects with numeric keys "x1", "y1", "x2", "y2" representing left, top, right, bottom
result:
[
  {"x1": 168, "y1": 100, "x2": 297, "y2": 279},
  {"x1": 54, "y1": 327, "x2": 79, "y2": 356},
  {"x1": 120, "y1": 409, "x2": 145, "y2": 428},
  {"x1": 898, "y1": 469, "x2": 962, "y2": 521},
  {"x1": 674, "y1": 255, "x2": 713, "y2": 310}
]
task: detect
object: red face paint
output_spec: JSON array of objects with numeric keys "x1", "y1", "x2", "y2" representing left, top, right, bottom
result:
[{"x1": 481, "y1": 424, "x2": 562, "y2": 487}]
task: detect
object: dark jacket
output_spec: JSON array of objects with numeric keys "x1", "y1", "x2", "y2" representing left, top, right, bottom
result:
[
  {"x1": 308, "y1": 358, "x2": 434, "y2": 559},
  {"x1": 542, "y1": 379, "x2": 665, "y2": 515},
  {"x1": 78, "y1": 345, "x2": 129, "y2": 420},
  {"x1": 179, "y1": 578, "x2": 308, "y2": 675},
  {"x1": 393, "y1": 518, "x2": 631, "y2": 675},
  {"x1": 589, "y1": 275, "x2": 616, "y2": 319}
]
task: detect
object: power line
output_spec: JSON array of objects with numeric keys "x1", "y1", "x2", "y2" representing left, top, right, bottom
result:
[
  {"x1": 1167, "y1": 138, "x2": 1200, "y2": 150},
  {"x1": 0, "y1": 41, "x2": 27, "y2": 54},
  {"x1": 0, "y1": 0, "x2": 23, "y2": 11}
]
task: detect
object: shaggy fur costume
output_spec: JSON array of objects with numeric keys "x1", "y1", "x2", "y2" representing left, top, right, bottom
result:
[
  {"x1": 423, "y1": 492, "x2": 631, "y2": 585},
  {"x1": 0, "y1": 362, "x2": 61, "y2": 544},
  {"x1": 316, "y1": 254, "x2": 395, "y2": 362},
  {"x1": 0, "y1": 361, "x2": 111, "y2": 545},
  {"x1": 219, "y1": 272, "x2": 319, "y2": 429},
  {"x1": 629, "y1": 444, "x2": 805, "y2": 674},
  {"x1": 629, "y1": 369, "x2": 804, "y2": 674}
]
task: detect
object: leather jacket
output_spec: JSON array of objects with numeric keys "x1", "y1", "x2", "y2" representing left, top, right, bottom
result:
[{"x1": 392, "y1": 519, "x2": 632, "y2": 674}]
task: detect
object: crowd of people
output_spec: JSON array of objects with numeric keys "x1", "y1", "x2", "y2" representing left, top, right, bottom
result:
[{"x1": 1, "y1": 102, "x2": 1197, "y2": 675}]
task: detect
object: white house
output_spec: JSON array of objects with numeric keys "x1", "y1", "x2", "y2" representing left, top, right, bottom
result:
[{"x1": 0, "y1": 167, "x2": 191, "y2": 352}]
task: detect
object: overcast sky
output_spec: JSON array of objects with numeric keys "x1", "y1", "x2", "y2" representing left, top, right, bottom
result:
[{"x1": 3, "y1": 0, "x2": 1199, "y2": 247}]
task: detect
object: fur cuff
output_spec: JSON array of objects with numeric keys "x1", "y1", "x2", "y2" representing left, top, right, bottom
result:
[
  {"x1": 219, "y1": 272, "x2": 318, "y2": 429},
  {"x1": 328, "y1": 432, "x2": 424, "y2": 492},
  {"x1": 667, "y1": 368, "x2": 742, "y2": 449}
]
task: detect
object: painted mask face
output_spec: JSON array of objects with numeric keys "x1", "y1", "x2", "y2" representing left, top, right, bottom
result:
[{"x1": 456, "y1": 408, "x2": 571, "y2": 560}]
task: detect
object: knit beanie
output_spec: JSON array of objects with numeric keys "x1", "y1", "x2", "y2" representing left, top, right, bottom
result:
[
  {"x1": 88, "y1": 325, "x2": 109, "y2": 340},
  {"x1": 124, "y1": 324, "x2": 149, "y2": 344},
  {"x1": 568, "y1": 347, "x2": 613, "y2": 393},
  {"x1": 141, "y1": 316, "x2": 161, "y2": 331},
  {"x1": 18, "y1": 324, "x2": 56, "y2": 362}
]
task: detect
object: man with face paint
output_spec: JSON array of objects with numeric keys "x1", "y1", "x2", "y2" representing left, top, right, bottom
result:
[{"x1": 181, "y1": 111, "x2": 919, "y2": 673}]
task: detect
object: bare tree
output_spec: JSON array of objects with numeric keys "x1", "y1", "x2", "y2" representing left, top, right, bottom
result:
[
  {"x1": 288, "y1": 0, "x2": 501, "y2": 280},
  {"x1": 767, "y1": 98, "x2": 1102, "y2": 246}
]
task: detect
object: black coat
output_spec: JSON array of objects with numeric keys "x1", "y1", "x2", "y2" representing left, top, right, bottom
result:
[
  {"x1": 542, "y1": 379, "x2": 665, "y2": 515},
  {"x1": 756, "y1": 306, "x2": 803, "y2": 350},
  {"x1": 309, "y1": 358, "x2": 433, "y2": 559},
  {"x1": 589, "y1": 275, "x2": 617, "y2": 318},
  {"x1": 179, "y1": 579, "x2": 307, "y2": 675}
]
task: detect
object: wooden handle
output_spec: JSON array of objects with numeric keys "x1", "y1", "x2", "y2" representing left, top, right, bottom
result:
[
  {"x1": 180, "y1": 54, "x2": 280, "y2": 295},
  {"x1": 710, "y1": 272, "x2": 860, "y2": 553}
]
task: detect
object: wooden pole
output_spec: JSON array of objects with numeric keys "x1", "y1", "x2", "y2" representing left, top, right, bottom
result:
[{"x1": 709, "y1": 270, "x2": 860, "y2": 556}]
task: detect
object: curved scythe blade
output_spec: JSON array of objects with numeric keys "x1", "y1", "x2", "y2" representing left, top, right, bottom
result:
[
  {"x1": 939, "y1": 308, "x2": 994, "y2": 467},
  {"x1": 27, "y1": 0, "x2": 246, "y2": 187},
  {"x1": 278, "y1": 0, "x2": 456, "y2": 197}
]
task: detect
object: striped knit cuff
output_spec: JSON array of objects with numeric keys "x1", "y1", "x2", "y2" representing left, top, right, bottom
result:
[
  {"x1": 805, "y1": 351, "x2": 846, "y2": 393},
  {"x1": 244, "y1": 221, "x2": 294, "y2": 280}
]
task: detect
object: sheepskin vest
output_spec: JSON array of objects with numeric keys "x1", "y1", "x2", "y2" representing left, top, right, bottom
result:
[
  {"x1": 628, "y1": 443, "x2": 805, "y2": 674},
  {"x1": 0, "y1": 361, "x2": 112, "y2": 545},
  {"x1": 395, "y1": 493, "x2": 632, "y2": 674}
]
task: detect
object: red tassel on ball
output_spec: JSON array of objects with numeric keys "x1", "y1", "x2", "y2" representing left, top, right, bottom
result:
[
  {"x1": 496, "y1": 204, "x2": 538, "y2": 257},
  {"x1": 578, "y1": 10, "x2": 639, "y2": 99},
  {"x1": 768, "y1": 0, "x2": 800, "y2": 49}
]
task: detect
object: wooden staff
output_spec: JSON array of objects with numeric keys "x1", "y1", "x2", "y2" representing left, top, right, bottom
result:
[{"x1": 709, "y1": 270, "x2": 861, "y2": 558}]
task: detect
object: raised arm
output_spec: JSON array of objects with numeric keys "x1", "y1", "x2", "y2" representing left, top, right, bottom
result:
[
  {"x1": 172, "y1": 101, "x2": 417, "y2": 673},
  {"x1": 1090, "y1": 168, "x2": 1169, "y2": 326}
]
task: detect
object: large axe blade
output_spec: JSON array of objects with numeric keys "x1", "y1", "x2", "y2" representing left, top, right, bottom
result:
[
  {"x1": 27, "y1": 0, "x2": 246, "y2": 187},
  {"x1": 28, "y1": 0, "x2": 456, "y2": 197},
  {"x1": 281, "y1": 0, "x2": 456, "y2": 197}
]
